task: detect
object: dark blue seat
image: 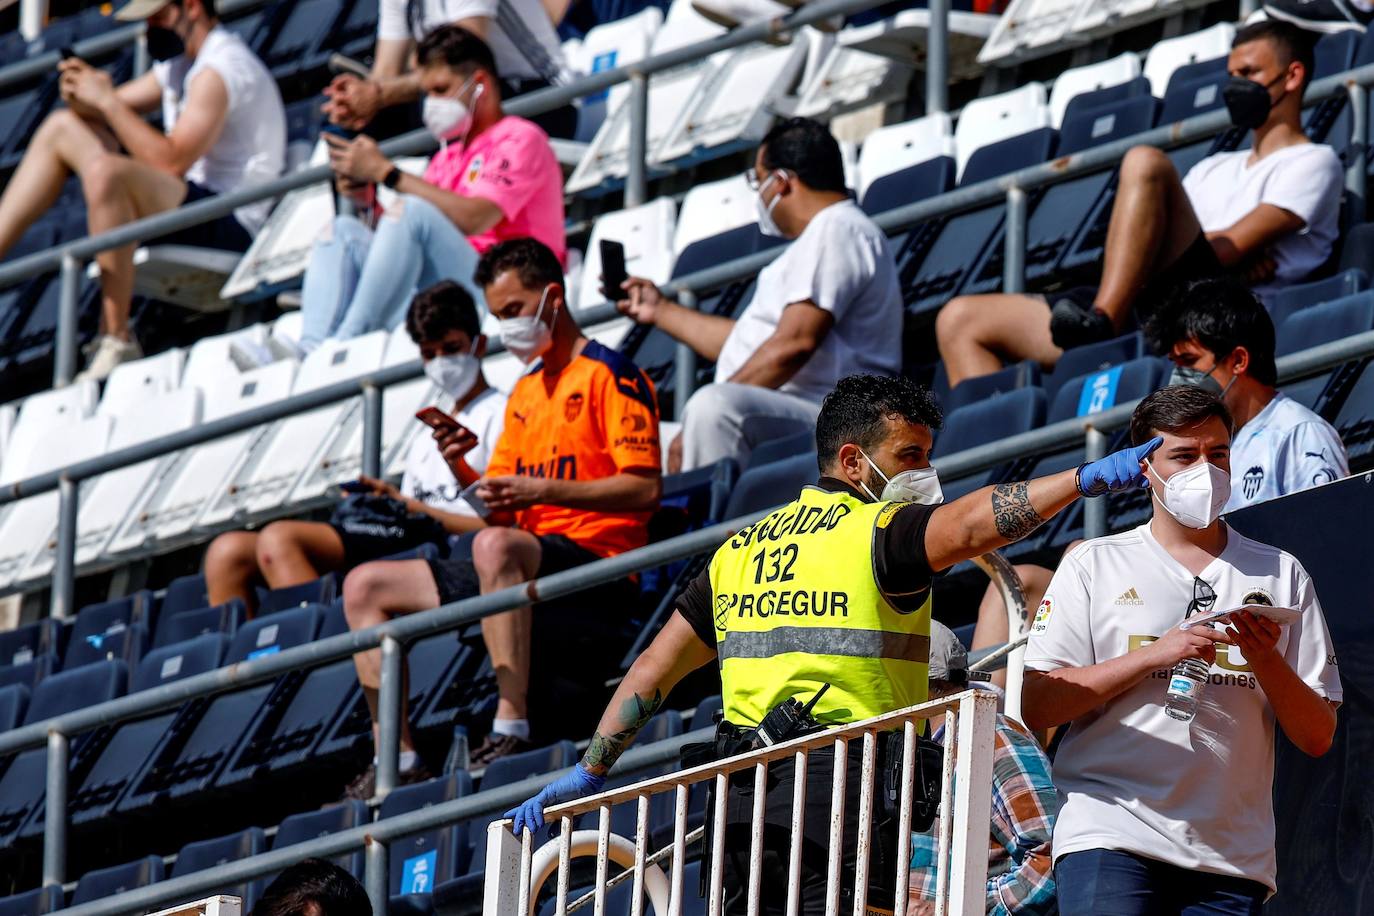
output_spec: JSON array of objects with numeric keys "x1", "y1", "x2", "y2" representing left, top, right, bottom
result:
[
  {"x1": 859, "y1": 155, "x2": 955, "y2": 216},
  {"x1": 661, "y1": 457, "x2": 739, "y2": 526},
  {"x1": 116, "y1": 606, "x2": 323, "y2": 814},
  {"x1": 0, "y1": 661, "x2": 127, "y2": 846},
  {"x1": 384, "y1": 772, "x2": 473, "y2": 909},
  {"x1": 61, "y1": 623, "x2": 148, "y2": 674},
  {"x1": 0, "y1": 685, "x2": 28, "y2": 732},
  {"x1": 256, "y1": 800, "x2": 369, "y2": 893},
  {"x1": 945, "y1": 361, "x2": 1041, "y2": 413},
  {"x1": 1276, "y1": 292, "x2": 1374, "y2": 357},
  {"x1": 1159, "y1": 69, "x2": 1229, "y2": 123},
  {"x1": 723, "y1": 452, "x2": 817, "y2": 518},
  {"x1": 0, "y1": 887, "x2": 61, "y2": 916},
  {"x1": 71, "y1": 854, "x2": 165, "y2": 904},
  {"x1": 1043, "y1": 333, "x2": 1144, "y2": 406},
  {"x1": 256, "y1": 574, "x2": 337, "y2": 616},
  {"x1": 607, "y1": 711, "x2": 682, "y2": 841},
  {"x1": 935, "y1": 387, "x2": 1048, "y2": 502},
  {"x1": 161, "y1": 572, "x2": 210, "y2": 618},
  {"x1": 539, "y1": 884, "x2": 632, "y2": 916},
  {"x1": 1333, "y1": 360, "x2": 1374, "y2": 469},
  {"x1": 37, "y1": 635, "x2": 226, "y2": 836},
  {"x1": 1303, "y1": 31, "x2": 1361, "y2": 145},
  {"x1": 261, "y1": 0, "x2": 347, "y2": 74},
  {"x1": 1268, "y1": 269, "x2": 1368, "y2": 332},
  {"x1": 172, "y1": 827, "x2": 269, "y2": 911},
  {"x1": 0, "y1": 78, "x2": 56, "y2": 166},
  {"x1": 902, "y1": 127, "x2": 1058, "y2": 313},
  {"x1": 746, "y1": 430, "x2": 816, "y2": 471},
  {"x1": 0, "y1": 620, "x2": 63, "y2": 669},
  {"x1": 154, "y1": 599, "x2": 247, "y2": 649},
  {"x1": 1058, "y1": 94, "x2": 1160, "y2": 157},
  {"x1": 221, "y1": 5, "x2": 272, "y2": 52},
  {"x1": 63, "y1": 591, "x2": 152, "y2": 670},
  {"x1": 690, "y1": 695, "x2": 722, "y2": 732},
  {"x1": 331, "y1": 0, "x2": 380, "y2": 57},
  {"x1": 1061, "y1": 76, "x2": 1152, "y2": 125},
  {"x1": 0, "y1": 654, "x2": 56, "y2": 691}
]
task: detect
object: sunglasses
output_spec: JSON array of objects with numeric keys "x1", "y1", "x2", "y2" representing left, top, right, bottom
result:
[{"x1": 1185, "y1": 576, "x2": 1217, "y2": 619}]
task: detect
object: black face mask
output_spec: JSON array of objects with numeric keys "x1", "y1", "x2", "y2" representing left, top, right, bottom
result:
[
  {"x1": 1222, "y1": 73, "x2": 1286, "y2": 130},
  {"x1": 146, "y1": 7, "x2": 186, "y2": 62}
]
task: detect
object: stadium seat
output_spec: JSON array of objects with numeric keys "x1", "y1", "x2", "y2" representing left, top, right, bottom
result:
[
  {"x1": 260, "y1": 0, "x2": 347, "y2": 76},
  {"x1": 60, "y1": 592, "x2": 152, "y2": 670},
  {"x1": 1060, "y1": 75, "x2": 1153, "y2": 125},
  {"x1": 606, "y1": 711, "x2": 682, "y2": 843},
  {"x1": 0, "y1": 660, "x2": 128, "y2": 847},
  {"x1": 256, "y1": 800, "x2": 369, "y2": 889},
  {"x1": 1267, "y1": 269, "x2": 1368, "y2": 329},
  {"x1": 384, "y1": 771, "x2": 474, "y2": 909},
  {"x1": 256, "y1": 575, "x2": 338, "y2": 616},
  {"x1": 935, "y1": 387, "x2": 1047, "y2": 502},
  {"x1": 171, "y1": 827, "x2": 269, "y2": 910},
  {"x1": 70, "y1": 854, "x2": 165, "y2": 905},
  {"x1": 1159, "y1": 63, "x2": 1230, "y2": 124},
  {"x1": 95, "y1": 349, "x2": 186, "y2": 417},
  {"x1": 2, "y1": 380, "x2": 100, "y2": 491},
  {"x1": 1047, "y1": 52, "x2": 1142, "y2": 127},
  {"x1": 673, "y1": 173, "x2": 759, "y2": 256},
  {"x1": 0, "y1": 684, "x2": 29, "y2": 732},
  {"x1": 0, "y1": 887, "x2": 61, "y2": 916},
  {"x1": 0, "y1": 655, "x2": 55, "y2": 691},
  {"x1": 0, "y1": 620, "x2": 63, "y2": 670},
  {"x1": 46, "y1": 634, "x2": 227, "y2": 835},
  {"x1": 116, "y1": 606, "x2": 324, "y2": 814},
  {"x1": 860, "y1": 153, "x2": 956, "y2": 218},
  {"x1": 1057, "y1": 94, "x2": 1160, "y2": 156},
  {"x1": 1048, "y1": 356, "x2": 1165, "y2": 423},
  {"x1": 572, "y1": 7, "x2": 664, "y2": 143},
  {"x1": 953, "y1": 81, "x2": 1051, "y2": 178},
  {"x1": 108, "y1": 358, "x2": 300, "y2": 554},
  {"x1": 578, "y1": 198, "x2": 678, "y2": 315},
  {"x1": 1333, "y1": 359, "x2": 1374, "y2": 470},
  {"x1": 1276, "y1": 292, "x2": 1374, "y2": 358},
  {"x1": 154, "y1": 599, "x2": 247, "y2": 649},
  {"x1": 160, "y1": 572, "x2": 210, "y2": 617},
  {"x1": 1141, "y1": 22, "x2": 1236, "y2": 98},
  {"x1": 1043, "y1": 333, "x2": 1145, "y2": 405},
  {"x1": 746, "y1": 429, "x2": 817, "y2": 471},
  {"x1": 856, "y1": 112, "x2": 955, "y2": 202},
  {"x1": 977, "y1": 0, "x2": 1088, "y2": 66},
  {"x1": 724, "y1": 452, "x2": 817, "y2": 519},
  {"x1": 946, "y1": 361, "x2": 1042, "y2": 412},
  {"x1": 791, "y1": 28, "x2": 909, "y2": 122},
  {"x1": 328, "y1": 0, "x2": 379, "y2": 58}
]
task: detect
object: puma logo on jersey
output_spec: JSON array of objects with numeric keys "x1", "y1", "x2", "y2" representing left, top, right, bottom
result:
[{"x1": 1115, "y1": 587, "x2": 1145, "y2": 606}]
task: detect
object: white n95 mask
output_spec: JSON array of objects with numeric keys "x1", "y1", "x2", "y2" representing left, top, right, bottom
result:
[
  {"x1": 498, "y1": 285, "x2": 555, "y2": 364},
  {"x1": 858, "y1": 448, "x2": 944, "y2": 505},
  {"x1": 423, "y1": 346, "x2": 480, "y2": 399},
  {"x1": 422, "y1": 78, "x2": 482, "y2": 143},
  {"x1": 1146, "y1": 459, "x2": 1230, "y2": 529},
  {"x1": 755, "y1": 172, "x2": 786, "y2": 238}
]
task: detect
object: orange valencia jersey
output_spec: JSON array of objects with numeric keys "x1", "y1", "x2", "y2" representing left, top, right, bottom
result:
[{"x1": 485, "y1": 340, "x2": 661, "y2": 557}]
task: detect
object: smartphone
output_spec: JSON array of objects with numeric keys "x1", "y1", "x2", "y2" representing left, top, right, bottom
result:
[
  {"x1": 321, "y1": 121, "x2": 358, "y2": 142},
  {"x1": 599, "y1": 239, "x2": 628, "y2": 300},
  {"x1": 416, "y1": 406, "x2": 467, "y2": 434},
  {"x1": 338, "y1": 479, "x2": 370, "y2": 494},
  {"x1": 460, "y1": 480, "x2": 492, "y2": 519}
]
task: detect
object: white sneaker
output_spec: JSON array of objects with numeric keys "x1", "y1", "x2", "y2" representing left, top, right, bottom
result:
[
  {"x1": 75, "y1": 335, "x2": 142, "y2": 383},
  {"x1": 228, "y1": 338, "x2": 275, "y2": 371},
  {"x1": 267, "y1": 334, "x2": 305, "y2": 361}
]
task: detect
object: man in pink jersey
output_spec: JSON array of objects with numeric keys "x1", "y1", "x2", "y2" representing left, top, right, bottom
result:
[{"x1": 288, "y1": 25, "x2": 565, "y2": 356}]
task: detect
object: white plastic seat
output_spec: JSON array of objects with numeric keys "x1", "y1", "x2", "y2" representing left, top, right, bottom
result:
[
  {"x1": 289, "y1": 325, "x2": 437, "y2": 504},
  {"x1": 0, "y1": 414, "x2": 112, "y2": 589},
  {"x1": 838, "y1": 7, "x2": 997, "y2": 80},
  {"x1": 577, "y1": 198, "x2": 678, "y2": 314},
  {"x1": 1048, "y1": 52, "x2": 1143, "y2": 126},
  {"x1": 181, "y1": 325, "x2": 271, "y2": 395},
  {"x1": 573, "y1": 7, "x2": 663, "y2": 143},
  {"x1": 1142, "y1": 21, "x2": 1236, "y2": 97},
  {"x1": 108, "y1": 359, "x2": 300, "y2": 554},
  {"x1": 130, "y1": 245, "x2": 244, "y2": 312},
  {"x1": 674, "y1": 173, "x2": 758, "y2": 256},
  {"x1": 196, "y1": 331, "x2": 390, "y2": 529},
  {"x1": 978, "y1": 0, "x2": 1089, "y2": 65},
  {"x1": 856, "y1": 112, "x2": 955, "y2": 201},
  {"x1": 21, "y1": 388, "x2": 203, "y2": 583},
  {"x1": 953, "y1": 82, "x2": 1051, "y2": 178},
  {"x1": 0, "y1": 404, "x2": 14, "y2": 481},
  {"x1": 3, "y1": 381, "x2": 100, "y2": 489},
  {"x1": 792, "y1": 31, "x2": 911, "y2": 122},
  {"x1": 96, "y1": 348, "x2": 186, "y2": 418}
]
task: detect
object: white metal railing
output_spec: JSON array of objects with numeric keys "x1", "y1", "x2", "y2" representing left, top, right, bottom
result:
[{"x1": 484, "y1": 691, "x2": 999, "y2": 916}]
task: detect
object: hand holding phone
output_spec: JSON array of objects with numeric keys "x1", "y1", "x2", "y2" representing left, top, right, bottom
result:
[
  {"x1": 599, "y1": 239, "x2": 628, "y2": 301},
  {"x1": 339, "y1": 479, "x2": 371, "y2": 494},
  {"x1": 416, "y1": 406, "x2": 463, "y2": 433}
]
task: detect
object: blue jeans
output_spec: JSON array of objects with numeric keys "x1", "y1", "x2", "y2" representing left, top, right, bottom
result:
[
  {"x1": 299, "y1": 194, "x2": 485, "y2": 351},
  {"x1": 1056, "y1": 849, "x2": 1267, "y2": 916}
]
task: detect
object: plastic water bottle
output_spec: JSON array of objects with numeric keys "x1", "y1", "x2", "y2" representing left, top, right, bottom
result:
[{"x1": 1164, "y1": 656, "x2": 1211, "y2": 721}]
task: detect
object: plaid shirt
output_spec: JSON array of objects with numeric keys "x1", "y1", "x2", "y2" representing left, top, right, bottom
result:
[{"x1": 908, "y1": 715, "x2": 1059, "y2": 914}]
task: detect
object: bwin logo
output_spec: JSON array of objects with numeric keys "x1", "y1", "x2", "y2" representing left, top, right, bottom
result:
[{"x1": 1242, "y1": 465, "x2": 1264, "y2": 499}]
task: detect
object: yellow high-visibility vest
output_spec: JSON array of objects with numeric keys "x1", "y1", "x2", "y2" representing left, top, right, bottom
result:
[{"x1": 708, "y1": 485, "x2": 931, "y2": 728}]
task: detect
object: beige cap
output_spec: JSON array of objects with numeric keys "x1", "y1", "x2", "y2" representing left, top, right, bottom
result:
[{"x1": 114, "y1": 0, "x2": 174, "y2": 22}]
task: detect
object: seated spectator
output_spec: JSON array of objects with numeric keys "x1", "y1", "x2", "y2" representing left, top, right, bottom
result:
[
  {"x1": 1148, "y1": 277, "x2": 1348, "y2": 509},
  {"x1": 253, "y1": 858, "x2": 370, "y2": 916},
  {"x1": 205, "y1": 280, "x2": 505, "y2": 614},
  {"x1": 908, "y1": 622, "x2": 1058, "y2": 916},
  {"x1": 612, "y1": 116, "x2": 901, "y2": 471},
  {"x1": 1023, "y1": 385, "x2": 1340, "y2": 915},
  {"x1": 323, "y1": 0, "x2": 576, "y2": 139},
  {"x1": 293, "y1": 26, "x2": 566, "y2": 357},
  {"x1": 340, "y1": 238, "x2": 661, "y2": 794},
  {"x1": 937, "y1": 20, "x2": 1341, "y2": 388},
  {"x1": 0, "y1": 0, "x2": 285, "y2": 381}
]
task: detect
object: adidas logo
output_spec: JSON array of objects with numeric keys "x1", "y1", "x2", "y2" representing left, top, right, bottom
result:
[{"x1": 1115, "y1": 587, "x2": 1145, "y2": 606}]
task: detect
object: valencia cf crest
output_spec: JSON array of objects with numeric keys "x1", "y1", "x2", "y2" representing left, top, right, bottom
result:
[
  {"x1": 465, "y1": 154, "x2": 484, "y2": 184},
  {"x1": 564, "y1": 392, "x2": 585, "y2": 422}
]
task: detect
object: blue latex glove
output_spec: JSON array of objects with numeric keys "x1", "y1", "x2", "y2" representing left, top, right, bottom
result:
[
  {"x1": 1077, "y1": 436, "x2": 1163, "y2": 496},
  {"x1": 506, "y1": 764, "x2": 606, "y2": 836}
]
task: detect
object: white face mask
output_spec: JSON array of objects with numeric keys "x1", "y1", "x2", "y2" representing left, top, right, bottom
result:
[
  {"x1": 422, "y1": 76, "x2": 482, "y2": 143},
  {"x1": 423, "y1": 341, "x2": 480, "y2": 399},
  {"x1": 755, "y1": 171, "x2": 786, "y2": 238},
  {"x1": 498, "y1": 285, "x2": 555, "y2": 364},
  {"x1": 1146, "y1": 459, "x2": 1231, "y2": 529},
  {"x1": 858, "y1": 448, "x2": 944, "y2": 505}
]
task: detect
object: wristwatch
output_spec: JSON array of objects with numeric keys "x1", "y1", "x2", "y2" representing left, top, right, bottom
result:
[{"x1": 382, "y1": 165, "x2": 402, "y2": 189}]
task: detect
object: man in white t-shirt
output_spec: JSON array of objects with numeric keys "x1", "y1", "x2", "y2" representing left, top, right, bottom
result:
[
  {"x1": 0, "y1": 0, "x2": 286, "y2": 381},
  {"x1": 612, "y1": 117, "x2": 903, "y2": 471},
  {"x1": 1023, "y1": 385, "x2": 1341, "y2": 915},
  {"x1": 204, "y1": 280, "x2": 505, "y2": 617},
  {"x1": 323, "y1": 0, "x2": 576, "y2": 139},
  {"x1": 1146, "y1": 277, "x2": 1347, "y2": 510},
  {"x1": 937, "y1": 19, "x2": 1342, "y2": 389}
]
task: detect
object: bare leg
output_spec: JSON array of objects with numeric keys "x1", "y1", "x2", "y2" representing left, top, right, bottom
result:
[
  {"x1": 0, "y1": 110, "x2": 115, "y2": 257},
  {"x1": 936, "y1": 294, "x2": 1064, "y2": 386},
  {"x1": 1093, "y1": 146, "x2": 1204, "y2": 327},
  {"x1": 472, "y1": 527, "x2": 544, "y2": 722},
  {"x1": 204, "y1": 531, "x2": 264, "y2": 612},
  {"x1": 78, "y1": 152, "x2": 188, "y2": 340},
  {"x1": 971, "y1": 563, "x2": 1055, "y2": 689},
  {"x1": 341, "y1": 558, "x2": 438, "y2": 756},
  {"x1": 255, "y1": 519, "x2": 348, "y2": 589}
]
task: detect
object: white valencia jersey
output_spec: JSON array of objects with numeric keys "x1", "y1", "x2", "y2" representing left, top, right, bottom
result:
[{"x1": 1025, "y1": 522, "x2": 1342, "y2": 892}]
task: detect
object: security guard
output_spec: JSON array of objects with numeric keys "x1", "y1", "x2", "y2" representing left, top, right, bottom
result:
[{"x1": 508, "y1": 374, "x2": 1160, "y2": 915}]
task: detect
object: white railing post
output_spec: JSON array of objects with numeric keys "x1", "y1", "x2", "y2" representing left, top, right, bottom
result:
[
  {"x1": 946, "y1": 693, "x2": 997, "y2": 916},
  {"x1": 483, "y1": 820, "x2": 526, "y2": 916}
]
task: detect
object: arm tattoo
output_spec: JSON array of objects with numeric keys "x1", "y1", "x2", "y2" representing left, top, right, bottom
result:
[
  {"x1": 991, "y1": 481, "x2": 1045, "y2": 541},
  {"x1": 582, "y1": 689, "x2": 664, "y2": 776}
]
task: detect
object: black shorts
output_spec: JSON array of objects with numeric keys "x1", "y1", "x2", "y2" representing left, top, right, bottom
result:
[
  {"x1": 424, "y1": 533, "x2": 625, "y2": 605},
  {"x1": 1057, "y1": 230, "x2": 1225, "y2": 323},
  {"x1": 329, "y1": 523, "x2": 439, "y2": 570},
  {"x1": 147, "y1": 181, "x2": 254, "y2": 252}
]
